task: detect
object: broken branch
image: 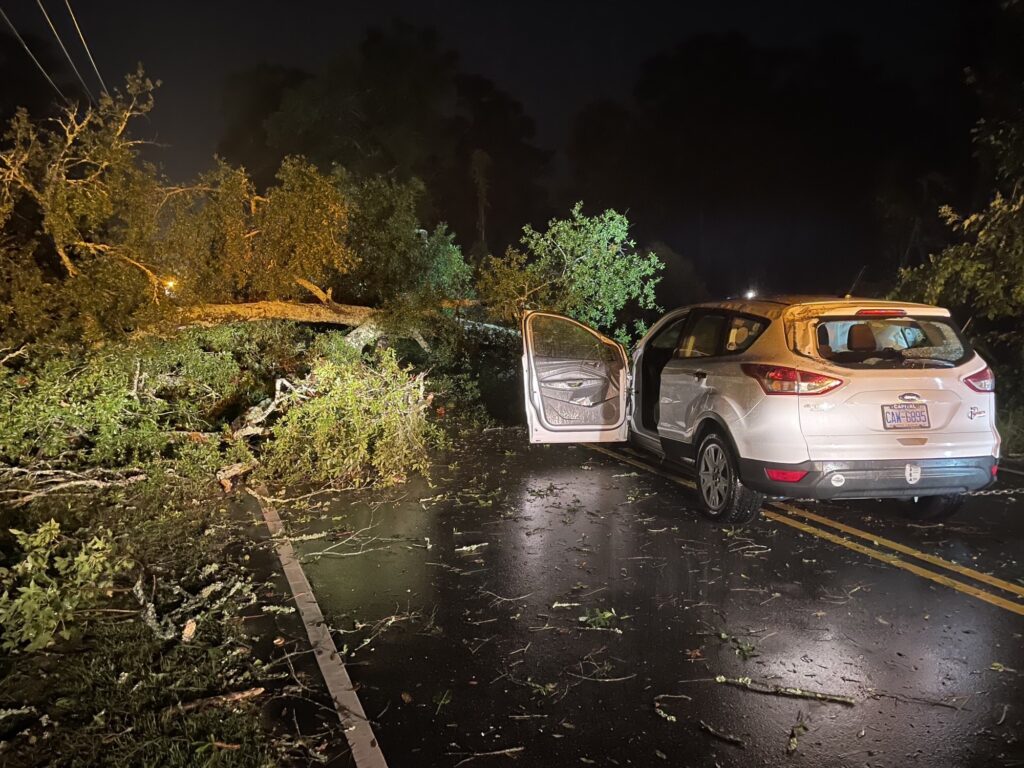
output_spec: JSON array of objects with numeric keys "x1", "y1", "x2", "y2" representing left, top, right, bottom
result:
[
  {"x1": 713, "y1": 675, "x2": 856, "y2": 706},
  {"x1": 699, "y1": 719, "x2": 744, "y2": 747},
  {"x1": 451, "y1": 746, "x2": 525, "y2": 767},
  {"x1": 171, "y1": 686, "x2": 266, "y2": 714}
]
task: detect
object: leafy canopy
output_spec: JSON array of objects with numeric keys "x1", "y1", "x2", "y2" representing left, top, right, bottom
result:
[
  {"x1": 478, "y1": 202, "x2": 663, "y2": 342},
  {"x1": 896, "y1": 195, "x2": 1024, "y2": 321},
  {"x1": 0, "y1": 70, "x2": 474, "y2": 346}
]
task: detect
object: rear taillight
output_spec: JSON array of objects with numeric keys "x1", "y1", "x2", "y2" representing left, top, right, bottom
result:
[
  {"x1": 765, "y1": 468, "x2": 808, "y2": 483},
  {"x1": 741, "y1": 364, "x2": 844, "y2": 395},
  {"x1": 964, "y1": 367, "x2": 995, "y2": 393}
]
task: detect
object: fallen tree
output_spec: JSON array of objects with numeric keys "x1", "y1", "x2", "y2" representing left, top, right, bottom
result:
[{"x1": 182, "y1": 299, "x2": 374, "y2": 328}]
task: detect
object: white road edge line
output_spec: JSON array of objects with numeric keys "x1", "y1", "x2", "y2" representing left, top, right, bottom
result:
[{"x1": 256, "y1": 492, "x2": 389, "y2": 768}]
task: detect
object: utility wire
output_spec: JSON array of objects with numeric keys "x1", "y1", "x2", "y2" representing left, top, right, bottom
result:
[
  {"x1": 36, "y1": 0, "x2": 95, "y2": 103},
  {"x1": 0, "y1": 3, "x2": 68, "y2": 103},
  {"x1": 64, "y1": 0, "x2": 107, "y2": 95}
]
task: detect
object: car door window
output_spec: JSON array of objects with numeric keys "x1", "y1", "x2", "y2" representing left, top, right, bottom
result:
[
  {"x1": 675, "y1": 313, "x2": 727, "y2": 359},
  {"x1": 649, "y1": 316, "x2": 688, "y2": 350},
  {"x1": 532, "y1": 314, "x2": 619, "y2": 364}
]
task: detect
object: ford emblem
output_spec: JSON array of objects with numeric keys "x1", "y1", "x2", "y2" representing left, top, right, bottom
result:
[{"x1": 898, "y1": 392, "x2": 921, "y2": 402}]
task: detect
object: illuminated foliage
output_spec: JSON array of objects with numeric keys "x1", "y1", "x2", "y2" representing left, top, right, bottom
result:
[
  {"x1": 477, "y1": 202, "x2": 663, "y2": 342},
  {"x1": 897, "y1": 195, "x2": 1024, "y2": 321},
  {"x1": 160, "y1": 157, "x2": 356, "y2": 305},
  {"x1": 895, "y1": 105, "x2": 1024, "y2": 448},
  {"x1": 261, "y1": 340, "x2": 437, "y2": 486}
]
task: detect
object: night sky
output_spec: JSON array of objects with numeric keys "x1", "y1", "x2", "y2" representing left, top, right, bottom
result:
[
  {"x1": 1, "y1": 0, "x2": 1012, "y2": 297},
  {"x1": 0, "y1": 0, "x2": 967, "y2": 179}
]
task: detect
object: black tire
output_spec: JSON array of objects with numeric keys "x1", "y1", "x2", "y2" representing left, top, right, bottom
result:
[
  {"x1": 899, "y1": 494, "x2": 965, "y2": 521},
  {"x1": 695, "y1": 432, "x2": 763, "y2": 524}
]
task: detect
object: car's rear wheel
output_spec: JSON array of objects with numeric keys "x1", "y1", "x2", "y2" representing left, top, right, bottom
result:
[
  {"x1": 696, "y1": 433, "x2": 763, "y2": 524},
  {"x1": 899, "y1": 494, "x2": 965, "y2": 521}
]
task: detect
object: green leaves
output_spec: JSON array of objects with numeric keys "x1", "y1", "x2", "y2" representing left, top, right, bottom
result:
[
  {"x1": 478, "y1": 202, "x2": 663, "y2": 342},
  {"x1": 0, "y1": 323, "x2": 308, "y2": 471},
  {"x1": 892, "y1": 113, "x2": 1024, "y2": 450},
  {"x1": 261, "y1": 345, "x2": 439, "y2": 486},
  {"x1": 898, "y1": 193, "x2": 1024, "y2": 321},
  {"x1": 0, "y1": 521, "x2": 129, "y2": 652}
]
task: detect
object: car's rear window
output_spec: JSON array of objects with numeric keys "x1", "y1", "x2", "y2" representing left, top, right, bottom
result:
[{"x1": 811, "y1": 316, "x2": 972, "y2": 369}]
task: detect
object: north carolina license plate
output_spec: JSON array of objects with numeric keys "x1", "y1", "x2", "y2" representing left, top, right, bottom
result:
[{"x1": 882, "y1": 403, "x2": 930, "y2": 430}]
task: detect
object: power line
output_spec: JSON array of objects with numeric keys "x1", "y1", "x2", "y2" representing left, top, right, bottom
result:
[
  {"x1": 64, "y1": 0, "x2": 107, "y2": 95},
  {"x1": 0, "y1": 3, "x2": 68, "y2": 103},
  {"x1": 36, "y1": 0, "x2": 95, "y2": 103}
]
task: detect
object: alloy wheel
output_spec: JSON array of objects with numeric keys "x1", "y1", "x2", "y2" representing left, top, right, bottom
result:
[{"x1": 699, "y1": 443, "x2": 729, "y2": 511}]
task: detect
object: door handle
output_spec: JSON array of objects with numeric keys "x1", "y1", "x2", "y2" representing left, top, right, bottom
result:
[{"x1": 692, "y1": 370, "x2": 708, "y2": 381}]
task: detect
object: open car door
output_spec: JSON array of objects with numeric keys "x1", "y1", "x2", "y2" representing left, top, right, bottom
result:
[{"x1": 521, "y1": 311, "x2": 629, "y2": 443}]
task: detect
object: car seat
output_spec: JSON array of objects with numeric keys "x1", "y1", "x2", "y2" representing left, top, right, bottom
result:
[
  {"x1": 816, "y1": 324, "x2": 834, "y2": 359},
  {"x1": 847, "y1": 323, "x2": 877, "y2": 352}
]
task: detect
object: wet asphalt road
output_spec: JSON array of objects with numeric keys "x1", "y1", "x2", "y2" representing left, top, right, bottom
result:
[{"x1": 279, "y1": 430, "x2": 1024, "y2": 767}]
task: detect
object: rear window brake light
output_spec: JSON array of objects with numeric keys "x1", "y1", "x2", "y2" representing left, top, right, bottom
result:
[{"x1": 855, "y1": 308, "x2": 907, "y2": 317}]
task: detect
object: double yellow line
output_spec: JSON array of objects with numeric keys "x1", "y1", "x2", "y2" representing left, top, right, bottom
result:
[{"x1": 586, "y1": 444, "x2": 1024, "y2": 617}]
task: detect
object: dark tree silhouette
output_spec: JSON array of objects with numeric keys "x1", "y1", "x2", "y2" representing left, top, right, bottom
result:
[
  {"x1": 566, "y1": 33, "x2": 962, "y2": 297},
  {"x1": 216, "y1": 23, "x2": 549, "y2": 257}
]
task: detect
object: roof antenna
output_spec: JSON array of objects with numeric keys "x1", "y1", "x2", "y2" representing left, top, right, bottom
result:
[{"x1": 844, "y1": 265, "x2": 866, "y2": 298}]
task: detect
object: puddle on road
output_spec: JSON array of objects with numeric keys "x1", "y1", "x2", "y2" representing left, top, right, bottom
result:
[{"x1": 276, "y1": 431, "x2": 1023, "y2": 767}]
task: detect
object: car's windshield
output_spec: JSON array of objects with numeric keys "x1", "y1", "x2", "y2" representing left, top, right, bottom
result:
[{"x1": 809, "y1": 315, "x2": 971, "y2": 369}]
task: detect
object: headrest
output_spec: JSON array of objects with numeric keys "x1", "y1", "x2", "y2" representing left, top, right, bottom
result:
[
  {"x1": 727, "y1": 326, "x2": 749, "y2": 350},
  {"x1": 847, "y1": 323, "x2": 876, "y2": 352},
  {"x1": 816, "y1": 324, "x2": 830, "y2": 347}
]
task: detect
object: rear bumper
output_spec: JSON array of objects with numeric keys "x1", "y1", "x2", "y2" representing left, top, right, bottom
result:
[{"x1": 738, "y1": 455, "x2": 997, "y2": 500}]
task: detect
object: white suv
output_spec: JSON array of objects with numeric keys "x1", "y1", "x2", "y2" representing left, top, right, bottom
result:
[{"x1": 520, "y1": 296, "x2": 1000, "y2": 523}]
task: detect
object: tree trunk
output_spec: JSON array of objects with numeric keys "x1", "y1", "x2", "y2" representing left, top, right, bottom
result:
[
  {"x1": 178, "y1": 298, "x2": 498, "y2": 351},
  {"x1": 182, "y1": 301, "x2": 376, "y2": 327}
]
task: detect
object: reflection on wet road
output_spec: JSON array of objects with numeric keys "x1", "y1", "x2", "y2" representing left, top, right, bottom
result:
[{"x1": 280, "y1": 430, "x2": 1024, "y2": 767}]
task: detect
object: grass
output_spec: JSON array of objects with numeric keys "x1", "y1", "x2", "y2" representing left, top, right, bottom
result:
[{"x1": 0, "y1": 483, "x2": 340, "y2": 767}]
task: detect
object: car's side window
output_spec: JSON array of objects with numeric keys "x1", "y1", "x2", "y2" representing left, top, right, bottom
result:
[
  {"x1": 675, "y1": 313, "x2": 727, "y2": 359},
  {"x1": 648, "y1": 314, "x2": 688, "y2": 350},
  {"x1": 530, "y1": 314, "x2": 618, "y2": 364},
  {"x1": 722, "y1": 314, "x2": 768, "y2": 355}
]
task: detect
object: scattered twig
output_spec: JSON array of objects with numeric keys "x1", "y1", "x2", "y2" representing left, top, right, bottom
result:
[
  {"x1": 171, "y1": 686, "x2": 265, "y2": 714},
  {"x1": 566, "y1": 672, "x2": 636, "y2": 683},
  {"x1": 246, "y1": 485, "x2": 346, "y2": 504},
  {"x1": 713, "y1": 675, "x2": 856, "y2": 706},
  {"x1": 699, "y1": 719, "x2": 744, "y2": 747},
  {"x1": 787, "y1": 712, "x2": 808, "y2": 754},
  {"x1": 0, "y1": 345, "x2": 28, "y2": 366},
  {"x1": 480, "y1": 589, "x2": 533, "y2": 605},
  {"x1": 1, "y1": 470, "x2": 147, "y2": 507},
  {"x1": 451, "y1": 746, "x2": 525, "y2": 767},
  {"x1": 216, "y1": 461, "x2": 257, "y2": 492},
  {"x1": 868, "y1": 692, "x2": 961, "y2": 711},
  {"x1": 654, "y1": 693, "x2": 693, "y2": 703}
]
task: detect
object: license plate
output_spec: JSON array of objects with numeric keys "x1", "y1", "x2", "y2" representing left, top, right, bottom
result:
[{"x1": 882, "y1": 403, "x2": 930, "y2": 430}]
